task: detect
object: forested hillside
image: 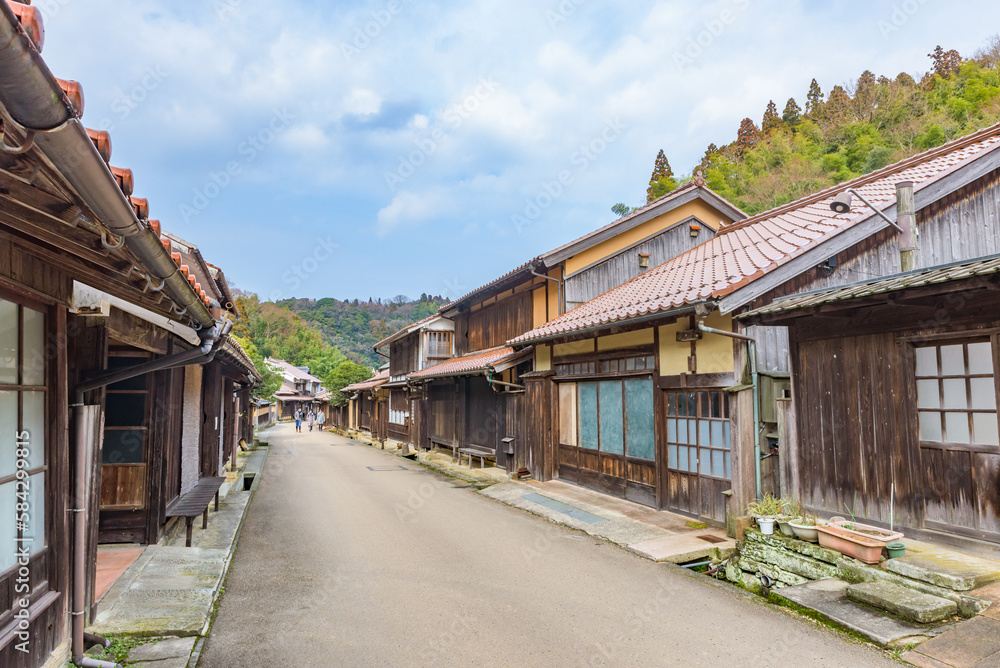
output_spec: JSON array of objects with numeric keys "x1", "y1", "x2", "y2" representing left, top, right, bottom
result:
[
  {"x1": 277, "y1": 294, "x2": 448, "y2": 367},
  {"x1": 641, "y1": 39, "x2": 1000, "y2": 216}
]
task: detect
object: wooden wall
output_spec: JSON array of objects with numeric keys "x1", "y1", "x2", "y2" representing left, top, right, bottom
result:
[
  {"x1": 390, "y1": 337, "x2": 418, "y2": 377},
  {"x1": 453, "y1": 290, "x2": 532, "y2": 355}
]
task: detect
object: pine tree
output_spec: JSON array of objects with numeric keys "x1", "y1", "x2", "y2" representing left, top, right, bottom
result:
[
  {"x1": 699, "y1": 143, "x2": 719, "y2": 172},
  {"x1": 824, "y1": 85, "x2": 851, "y2": 125},
  {"x1": 735, "y1": 118, "x2": 759, "y2": 158},
  {"x1": 646, "y1": 150, "x2": 674, "y2": 203},
  {"x1": 895, "y1": 72, "x2": 916, "y2": 87},
  {"x1": 782, "y1": 98, "x2": 802, "y2": 128},
  {"x1": 929, "y1": 45, "x2": 962, "y2": 77},
  {"x1": 761, "y1": 100, "x2": 781, "y2": 134},
  {"x1": 805, "y1": 78, "x2": 823, "y2": 117}
]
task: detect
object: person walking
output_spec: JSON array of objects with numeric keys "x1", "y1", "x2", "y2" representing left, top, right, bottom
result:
[
  {"x1": 316, "y1": 409, "x2": 326, "y2": 432},
  {"x1": 306, "y1": 409, "x2": 316, "y2": 432},
  {"x1": 294, "y1": 408, "x2": 303, "y2": 433}
]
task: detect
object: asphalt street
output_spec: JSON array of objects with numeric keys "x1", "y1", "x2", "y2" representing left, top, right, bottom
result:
[{"x1": 198, "y1": 424, "x2": 896, "y2": 667}]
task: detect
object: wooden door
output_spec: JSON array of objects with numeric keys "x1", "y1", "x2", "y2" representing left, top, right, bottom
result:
[
  {"x1": 914, "y1": 337, "x2": 1000, "y2": 542},
  {"x1": 663, "y1": 389, "x2": 731, "y2": 524},
  {"x1": 99, "y1": 351, "x2": 152, "y2": 543}
]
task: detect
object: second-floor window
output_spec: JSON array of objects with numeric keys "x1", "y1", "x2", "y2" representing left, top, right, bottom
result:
[{"x1": 426, "y1": 331, "x2": 452, "y2": 360}]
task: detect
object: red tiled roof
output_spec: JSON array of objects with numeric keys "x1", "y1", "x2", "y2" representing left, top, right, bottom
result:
[
  {"x1": 373, "y1": 312, "x2": 447, "y2": 349},
  {"x1": 441, "y1": 259, "x2": 540, "y2": 313},
  {"x1": 342, "y1": 368, "x2": 390, "y2": 392},
  {"x1": 510, "y1": 123, "x2": 1000, "y2": 344},
  {"x1": 408, "y1": 346, "x2": 521, "y2": 380}
]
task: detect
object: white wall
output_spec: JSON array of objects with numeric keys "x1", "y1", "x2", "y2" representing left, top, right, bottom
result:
[{"x1": 180, "y1": 365, "x2": 203, "y2": 496}]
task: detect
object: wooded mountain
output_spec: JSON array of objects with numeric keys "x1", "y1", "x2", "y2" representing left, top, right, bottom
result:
[{"x1": 643, "y1": 39, "x2": 1000, "y2": 215}]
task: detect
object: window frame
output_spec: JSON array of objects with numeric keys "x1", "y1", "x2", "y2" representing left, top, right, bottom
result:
[{"x1": 664, "y1": 389, "x2": 731, "y2": 481}]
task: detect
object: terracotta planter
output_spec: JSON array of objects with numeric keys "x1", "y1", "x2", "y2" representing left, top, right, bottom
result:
[
  {"x1": 827, "y1": 519, "x2": 903, "y2": 545},
  {"x1": 816, "y1": 525, "x2": 885, "y2": 564}
]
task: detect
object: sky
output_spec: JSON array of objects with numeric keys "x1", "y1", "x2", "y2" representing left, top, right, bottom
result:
[{"x1": 38, "y1": 0, "x2": 1000, "y2": 303}]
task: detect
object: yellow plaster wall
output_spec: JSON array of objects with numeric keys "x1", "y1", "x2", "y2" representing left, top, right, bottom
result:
[
  {"x1": 658, "y1": 322, "x2": 689, "y2": 376},
  {"x1": 553, "y1": 339, "x2": 596, "y2": 357},
  {"x1": 536, "y1": 345, "x2": 552, "y2": 371},
  {"x1": 564, "y1": 200, "x2": 732, "y2": 275},
  {"x1": 596, "y1": 329, "x2": 654, "y2": 351},
  {"x1": 532, "y1": 284, "x2": 548, "y2": 328},
  {"x1": 698, "y1": 311, "x2": 736, "y2": 374}
]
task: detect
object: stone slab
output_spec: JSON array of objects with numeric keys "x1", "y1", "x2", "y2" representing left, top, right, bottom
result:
[
  {"x1": 126, "y1": 636, "x2": 197, "y2": 663},
  {"x1": 628, "y1": 532, "x2": 735, "y2": 564},
  {"x1": 741, "y1": 539, "x2": 839, "y2": 580},
  {"x1": 745, "y1": 528, "x2": 842, "y2": 565},
  {"x1": 886, "y1": 551, "x2": 1000, "y2": 592},
  {"x1": 908, "y1": 616, "x2": 1000, "y2": 668},
  {"x1": 775, "y1": 578, "x2": 951, "y2": 647},
  {"x1": 846, "y1": 581, "x2": 958, "y2": 623}
]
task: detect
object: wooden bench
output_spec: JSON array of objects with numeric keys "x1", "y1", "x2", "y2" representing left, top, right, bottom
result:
[
  {"x1": 429, "y1": 437, "x2": 460, "y2": 461},
  {"x1": 166, "y1": 477, "x2": 226, "y2": 547},
  {"x1": 458, "y1": 445, "x2": 496, "y2": 469}
]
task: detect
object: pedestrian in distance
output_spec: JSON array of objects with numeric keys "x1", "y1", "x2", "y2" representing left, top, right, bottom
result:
[
  {"x1": 316, "y1": 409, "x2": 326, "y2": 431},
  {"x1": 294, "y1": 408, "x2": 303, "y2": 433},
  {"x1": 307, "y1": 409, "x2": 316, "y2": 432}
]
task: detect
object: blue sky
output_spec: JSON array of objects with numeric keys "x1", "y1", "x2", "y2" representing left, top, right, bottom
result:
[{"x1": 39, "y1": 0, "x2": 1000, "y2": 302}]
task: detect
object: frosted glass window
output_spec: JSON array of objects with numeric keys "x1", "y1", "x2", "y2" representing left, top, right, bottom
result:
[
  {"x1": 942, "y1": 379, "x2": 968, "y2": 409},
  {"x1": 668, "y1": 444, "x2": 677, "y2": 469},
  {"x1": 23, "y1": 392, "x2": 45, "y2": 470},
  {"x1": 21, "y1": 307, "x2": 44, "y2": 386},
  {"x1": 974, "y1": 413, "x2": 1000, "y2": 446},
  {"x1": 711, "y1": 421, "x2": 725, "y2": 447},
  {"x1": 27, "y1": 472, "x2": 44, "y2": 554},
  {"x1": 969, "y1": 342, "x2": 994, "y2": 374},
  {"x1": 945, "y1": 412, "x2": 971, "y2": 444},
  {"x1": 699, "y1": 448, "x2": 710, "y2": 475},
  {"x1": 724, "y1": 452, "x2": 731, "y2": 479},
  {"x1": 699, "y1": 421, "x2": 711, "y2": 447},
  {"x1": 0, "y1": 482, "x2": 15, "y2": 572},
  {"x1": 970, "y1": 378, "x2": 997, "y2": 410},
  {"x1": 0, "y1": 391, "x2": 15, "y2": 477},
  {"x1": 917, "y1": 379, "x2": 940, "y2": 409},
  {"x1": 0, "y1": 300, "x2": 16, "y2": 384},
  {"x1": 712, "y1": 450, "x2": 724, "y2": 478},
  {"x1": 667, "y1": 419, "x2": 676, "y2": 442},
  {"x1": 940, "y1": 345, "x2": 965, "y2": 376},
  {"x1": 920, "y1": 412, "x2": 942, "y2": 441},
  {"x1": 677, "y1": 419, "x2": 687, "y2": 445},
  {"x1": 677, "y1": 446, "x2": 688, "y2": 472},
  {"x1": 915, "y1": 346, "x2": 938, "y2": 376}
]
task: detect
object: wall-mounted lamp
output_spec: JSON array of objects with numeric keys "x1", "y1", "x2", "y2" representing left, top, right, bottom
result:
[
  {"x1": 829, "y1": 188, "x2": 902, "y2": 231},
  {"x1": 689, "y1": 224, "x2": 702, "y2": 238},
  {"x1": 638, "y1": 252, "x2": 651, "y2": 269}
]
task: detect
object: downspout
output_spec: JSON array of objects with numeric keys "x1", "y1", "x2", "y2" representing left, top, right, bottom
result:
[
  {"x1": 529, "y1": 264, "x2": 563, "y2": 316},
  {"x1": 69, "y1": 322, "x2": 230, "y2": 668},
  {"x1": 486, "y1": 370, "x2": 525, "y2": 393},
  {"x1": 696, "y1": 320, "x2": 763, "y2": 502},
  {"x1": 0, "y1": 4, "x2": 213, "y2": 330}
]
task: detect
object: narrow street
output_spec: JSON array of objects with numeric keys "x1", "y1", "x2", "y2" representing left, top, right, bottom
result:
[{"x1": 200, "y1": 424, "x2": 895, "y2": 667}]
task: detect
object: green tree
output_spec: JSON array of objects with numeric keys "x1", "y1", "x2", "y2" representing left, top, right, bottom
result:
[
  {"x1": 646, "y1": 150, "x2": 674, "y2": 203},
  {"x1": 326, "y1": 361, "x2": 374, "y2": 407},
  {"x1": 782, "y1": 97, "x2": 802, "y2": 128},
  {"x1": 611, "y1": 203, "x2": 634, "y2": 217},
  {"x1": 805, "y1": 78, "x2": 823, "y2": 117},
  {"x1": 929, "y1": 45, "x2": 962, "y2": 77},
  {"x1": 735, "y1": 117, "x2": 760, "y2": 157},
  {"x1": 761, "y1": 100, "x2": 781, "y2": 134},
  {"x1": 234, "y1": 336, "x2": 283, "y2": 400}
]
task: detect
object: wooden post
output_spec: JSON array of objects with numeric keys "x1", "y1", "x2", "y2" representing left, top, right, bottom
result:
[{"x1": 776, "y1": 397, "x2": 798, "y2": 501}]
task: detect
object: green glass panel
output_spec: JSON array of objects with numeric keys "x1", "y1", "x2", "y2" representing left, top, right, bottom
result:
[
  {"x1": 578, "y1": 382, "x2": 599, "y2": 450},
  {"x1": 599, "y1": 381, "x2": 623, "y2": 455},
  {"x1": 624, "y1": 379, "x2": 654, "y2": 460}
]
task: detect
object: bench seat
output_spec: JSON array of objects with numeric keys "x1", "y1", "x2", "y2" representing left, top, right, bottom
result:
[
  {"x1": 458, "y1": 446, "x2": 496, "y2": 469},
  {"x1": 166, "y1": 476, "x2": 226, "y2": 547}
]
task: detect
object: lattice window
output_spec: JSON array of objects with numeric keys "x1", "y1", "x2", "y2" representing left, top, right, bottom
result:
[
  {"x1": 426, "y1": 331, "x2": 452, "y2": 360},
  {"x1": 915, "y1": 340, "x2": 999, "y2": 447},
  {"x1": 665, "y1": 390, "x2": 731, "y2": 480}
]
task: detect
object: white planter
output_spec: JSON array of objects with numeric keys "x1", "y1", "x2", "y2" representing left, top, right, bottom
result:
[
  {"x1": 757, "y1": 517, "x2": 776, "y2": 535},
  {"x1": 788, "y1": 518, "x2": 824, "y2": 543},
  {"x1": 777, "y1": 517, "x2": 797, "y2": 537}
]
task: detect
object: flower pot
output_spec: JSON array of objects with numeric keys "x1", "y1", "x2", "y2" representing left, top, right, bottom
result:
[
  {"x1": 776, "y1": 516, "x2": 797, "y2": 537},
  {"x1": 787, "y1": 518, "x2": 824, "y2": 543},
  {"x1": 816, "y1": 524, "x2": 885, "y2": 564},
  {"x1": 756, "y1": 517, "x2": 776, "y2": 535},
  {"x1": 885, "y1": 542, "x2": 906, "y2": 559}
]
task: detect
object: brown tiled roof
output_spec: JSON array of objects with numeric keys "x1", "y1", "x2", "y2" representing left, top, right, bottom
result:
[
  {"x1": 510, "y1": 123, "x2": 1000, "y2": 344},
  {"x1": 373, "y1": 312, "x2": 445, "y2": 349},
  {"x1": 342, "y1": 368, "x2": 390, "y2": 392},
  {"x1": 742, "y1": 253, "x2": 1000, "y2": 319},
  {"x1": 408, "y1": 346, "x2": 522, "y2": 380},
  {"x1": 441, "y1": 259, "x2": 541, "y2": 314}
]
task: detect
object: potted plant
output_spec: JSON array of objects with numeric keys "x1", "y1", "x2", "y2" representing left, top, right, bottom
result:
[
  {"x1": 776, "y1": 499, "x2": 802, "y2": 537},
  {"x1": 787, "y1": 514, "x2": 825, "y2": 543},
  {"x1": 816, "y1": 513, "x2": 905, "y2": 564},
  {"x1": 747, "y1": 494, "x2": 784, "y2": 535}
]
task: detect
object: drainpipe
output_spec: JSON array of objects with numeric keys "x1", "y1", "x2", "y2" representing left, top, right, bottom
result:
[
  {"x1": 69, "y1": 321, "x2": 230, "y2": 668},
  {"x1": 529, "y1": 264, "x2": 563, "y2": 316},
  {"x1": 896, "y1": 181, "x2": 919, "y2": 272},
  {"x1": 485, "y1": 370, "x2": 525, "y2": 393},
  {"x1": 0, "y1": 4, "x2": 213, "y2": 330},
  {"x1": 696, "y1": 320, "x2": 763, "y2": 502}
]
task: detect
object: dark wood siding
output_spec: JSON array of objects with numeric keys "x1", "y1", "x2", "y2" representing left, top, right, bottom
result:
[
  {"x1": 390, "y1": 338, "x2": 418, "y2": 377},
  {"x1": 428, "y1": 380, "x2": 458, "y2": 444},
  {"x1": 454, "y1": 290, "x2": 532, "y2": 355}
]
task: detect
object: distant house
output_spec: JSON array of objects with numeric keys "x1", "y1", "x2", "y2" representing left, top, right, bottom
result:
[
  {"x1": 267, "y1": 357, "x2": 330, "y2": 420},
  {"x1": 340, "y1": 368, "x2": 390, "y2": 439}
]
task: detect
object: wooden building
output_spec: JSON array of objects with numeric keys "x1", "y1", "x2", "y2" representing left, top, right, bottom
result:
[
  {"x1": 267, "y1": 357, "x2": 330, "y2": 420},
  {"x1": 0, "y1": 5, "x2": 259, "y2": 666},
  {"x1": 380, "y1": 182, "x2": 745, "y2": 471},
  {"x1": 509, "y1": 123, "x2": 1000, "y2": 528},
  {"x1": 341, "y1": 369, "x2": 390, "y2": 441}
]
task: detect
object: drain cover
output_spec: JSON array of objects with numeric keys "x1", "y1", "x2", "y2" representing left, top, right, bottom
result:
[
  {"x1": 697, "y1": 534, "x2": 725, "y2": 544},
  {"x1": 366, "y1": 465, "x2": 408, "y2": 471}
]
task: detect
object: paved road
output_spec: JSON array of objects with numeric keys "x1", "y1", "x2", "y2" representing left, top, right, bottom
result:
[{"x1": 200, "y1": 424, "x2": 895, "y2": 667}]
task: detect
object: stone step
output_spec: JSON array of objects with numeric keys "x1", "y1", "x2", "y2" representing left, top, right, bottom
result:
[
  {"x1": 847, "y1": 581, "x2": 958, "y2": 623},
  {"x1": 885, "y1": 552, "x2": 1000, "y2": 592}
]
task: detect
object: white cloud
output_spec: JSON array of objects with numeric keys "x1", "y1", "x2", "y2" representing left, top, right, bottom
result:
[{"x1": 376, "y1": 189, "x2": 454, "y2": 237}]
